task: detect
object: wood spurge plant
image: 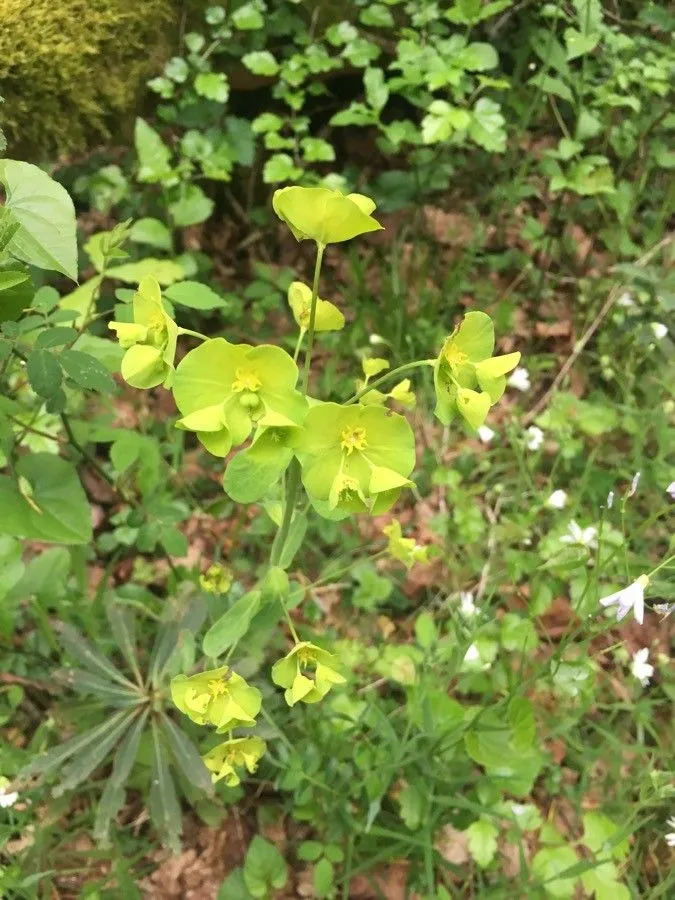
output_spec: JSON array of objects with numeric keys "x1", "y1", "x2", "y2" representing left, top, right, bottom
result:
[{"x1": 106, "y1": 184, "x2": 521, "y2": 779}]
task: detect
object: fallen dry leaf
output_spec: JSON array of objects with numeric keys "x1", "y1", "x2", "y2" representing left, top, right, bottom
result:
[{"x1": 434, "y1": 824, "x2": 470, "y2": 865}]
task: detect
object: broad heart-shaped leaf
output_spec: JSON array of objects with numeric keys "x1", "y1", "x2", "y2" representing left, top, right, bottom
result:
[
  {"x1": 169, "y1": 185, "x2": 215, "y2": 227},
  {"x1": 0, "y1": 454, "x2": 92, "y2": 544},
  {"x1": 203, "y1": 589, "x2": 263, "y2": 658},
  {"x1": 223, "y1": 441, "x2": 292, "y2": 503},
  {"x1": 164, "y1": 280, "x2": 228, "y2": 310},
  {"x1": 0, "y1": 159, "x2": 77, "y2": 280},
  {"x1": 244, "y1": 836, "x2": 289, "y2": 898}
]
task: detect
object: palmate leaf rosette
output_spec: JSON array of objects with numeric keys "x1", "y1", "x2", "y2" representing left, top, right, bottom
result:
[
  {"x1": 202, "y1": 736, "x2": 266, "y2": 787},
  {"x1": 433, "y1": 311, "x2": 520, "y2": 430},
  {"x1": 294, "y1": 402, "x2": 416, "y2": 515},
  {"x1": 172, "y1": 338, "x2": 308, "y2": 457},
  {"x1": 170, "y1": 666, "x2": 262, "y2": 732},
  {"x1": 271, "y1": 642, "x2": 346, "y2": 707},
  {"x1": 273, "y1": 186, "x2": 383, "y2": 245},
  {"x1": 108, "y1": 275, "x2": 178, "y2": 388},
  {"x1": 288, "y1": 281, "x2": 345, "y2": 334}
]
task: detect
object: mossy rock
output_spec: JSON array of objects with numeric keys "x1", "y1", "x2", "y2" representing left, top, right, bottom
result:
[{"x1": 0, "y1": 0, "x2": 204, "y2": 159}]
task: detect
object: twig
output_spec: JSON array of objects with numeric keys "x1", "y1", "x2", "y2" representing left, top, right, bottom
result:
[{"x1": 523, "y1": 234, "x2": 674, "y2": 425}]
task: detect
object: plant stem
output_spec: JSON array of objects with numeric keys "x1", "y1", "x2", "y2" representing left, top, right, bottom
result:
[
  {"x1": 301, "y1": 243, "x2": 325, "y2": 393},
  {"x1": 270, "y1": 458, "x2": 301, "y2": 567},
  {"x1": 292, "y1": 328, "x2": 305, "y2": 363},
  {"x1": 344, "y1": 359, "x2": 434, "y2": 405},
  {"x1": 270, "y1": 244, "x2": 326, "y2": 568},
  {"x1": 648, "y1": 553, "x2": 675, "y2": 579},
  {"x1": 178, "y1": 327, "x2": 209, "y2": 341}
]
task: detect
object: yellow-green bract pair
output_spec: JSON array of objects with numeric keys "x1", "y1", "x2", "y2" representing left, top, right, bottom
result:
[
  {"x1": 433, "y1": 311, "x2": 520, "y2": 430},
  {"x1": 108, "y1": 276, "x2": 177, "y2": 389},
  {"x1": 273, "y1": 186, "x2": 383, "y2": 246}
]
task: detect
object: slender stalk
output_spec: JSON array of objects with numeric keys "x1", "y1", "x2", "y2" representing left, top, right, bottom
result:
[
  {"x1": 178, "y1": 327, "x2": 209, "y2": 341},
  {"x1": 345, "y1": 359, "x2": 434, "y2": 405},
  {"x1": 292, "y1": 329, "x2": 305, "y2": 363},
  {"x1": 301, "y1": 243, "x2": 325, "y2": 393}
]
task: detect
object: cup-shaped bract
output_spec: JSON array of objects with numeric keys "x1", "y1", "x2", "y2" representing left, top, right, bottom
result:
[
  {"x1": 433, "y1": 311, "x2": 520, "y2": 430},
  {"x1": 108, "y1": 276, "x2": 178, "y2": 389},
  {"x1": 172, "y1": 338, "x2": 308, "y2": 457},
  {"x1": 271, "y1": 641, "x2": 346, "y2": 707},
  {"x1": 288, "y1": 281, "x2": 345, "y2": 333},
  {"x1": 202, "y1": 736, "x2": 267, "y2": 786},
  {"x1": 294, "y1": 402, "x2": 416, "y2": 515},
  {"x1": 273, "y1": 186, "x2": 383, "y2": 245},
  {"x1": 170, "y1": 666, "x2": 262, "y2": 731}
]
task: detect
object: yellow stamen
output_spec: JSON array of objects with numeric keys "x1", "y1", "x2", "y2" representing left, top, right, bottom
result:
[
  {"x1": 208, "y1": 679, "x2": 227, "y2": 697},
  {"x1": 232, "y1": 368, "x2": 262, "y2": 393},
  {"x1": 444, "y1": 344, "x2": 468, "y2": 367},
  {"x1": 340, "y1": 425, "x2": 367, "y2": 455}
]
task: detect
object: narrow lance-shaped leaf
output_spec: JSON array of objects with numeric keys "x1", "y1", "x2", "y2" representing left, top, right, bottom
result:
[
  {"x1": 57, "y1": 622, "x2": 137, "y2": 689},
  {"x1": 54, "y1": 668, "x2": 144, "y2": 708},
  {"x1": 54, "y1": 707, "x2": 141, "y2": 796},
  {"x1": 158, "y1": 712, "x2": 214, "y2": 795},
  {"x1": 93, "y1": 708, "x2": 148, "y2": 845},
  {"x1": 149, "y1": 719, "x2": 183, "y2": 853},
  {"x1": 20, "y1": 708, "x2": 133, "y2": 780},
  {"x1": 106, "y1": 602, "x2": 143, "y2": 686}
]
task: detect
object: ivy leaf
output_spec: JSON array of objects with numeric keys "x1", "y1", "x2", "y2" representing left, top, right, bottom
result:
[
  {"x1": 0, "y1": 160, "x2": 77, "y2": 280},
  {"x1": 242, "y1": 51, "x2": 279, "y2": 77},
  {"x1": 466, "y1": 819, "x2": 499, "y2": 868},
  {"x1": 469, "y1": 98, "x2": 507, "y2": 152},
  {"x1": 194, "y1": 72, "x2": 230, "y2": 103},
  {"x1": 135, "y1": 118, "x2": 173, "y2": 184},
  {"x1": 169, "y1": 185, "x2": 215, "y2": 227}
]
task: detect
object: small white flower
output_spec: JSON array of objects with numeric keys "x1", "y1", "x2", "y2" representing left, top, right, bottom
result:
[
  {"x1": 547, "y1": 489, "x2": 568, "y2": 510},
  {"x1": 459, "y1": 591, "x2": 477, "y2": 618},
  {"x1": 560, "y1": 520, "x2": 598, "y2": 550},
  {"x1": 369, "y1": 333, "x2": 387, "y2": 346},
  {"x1": 666, "y1": 817, "x2": 675, "y2": 847},
  {"x1": 600, "y1": 574, "x2": 649, "y2": 625},
  {"x1": 606, "y1": 490, "x2": 615, "y2": 509},
  {"x1": 650, "y1": 322, "x2": 668, "y2": 340},
  {"x1": 616, "y1": 291, "x2": 635, "y2": 309},
  {"x1": 525, "y1": 426, "x2": 544, "y2": 452},
  {"x1": 0, "y1": 778, "x2": 18, "y2": 809},
  {"x1": 508, "y1": 367, "x2": 531, "y2": 392},
  {"x1": 626, "y1": 471, "x2": 641, "y2": 498},
  {"x1": 477, "y1": 425, "x2": 495, "y2": 444},
  {"x1": 464, "y1": 643, "x2": 480, "y2": 662},
  {"x1": 631, "y1": 648, "x2": 654, "y2": 686},
  {"x1": 666, "y1": 481, "x2": 675, "y2": 500}
]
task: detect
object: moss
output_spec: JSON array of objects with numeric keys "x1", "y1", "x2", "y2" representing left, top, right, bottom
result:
[{"x1": 0, "y1": 0, "x2": 182, "y2": 159}]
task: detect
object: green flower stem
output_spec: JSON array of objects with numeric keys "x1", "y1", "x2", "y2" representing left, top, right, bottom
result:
[
  {"x1": 269, "y1": 457, "x2": 302, "y2": 567},
  {"x1": 292, "y1": 328, "x2": 306, "y2": 363},
  {"x1": 301, "y1": 242, "x2": 325, "y2": 393},
  {"x1": 269, "y1": 244, "x2": 325, "y2": 568},
  {"x1": 345, "y1": 359, "x2": 434, "y2": 405},
  {"x1": 648, "y1": 553, "x2": 675, "y2": 579},
  {"x1": 178, "y1": 327, "x2": 209, "y2": 341}
]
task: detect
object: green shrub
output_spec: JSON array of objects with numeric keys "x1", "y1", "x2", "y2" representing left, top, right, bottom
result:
[{"x1": 0, "y1": 0, "x2": 184, "y2": 158}]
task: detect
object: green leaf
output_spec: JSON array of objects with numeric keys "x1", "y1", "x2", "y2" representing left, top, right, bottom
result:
[
  {"x1": 582, "y1": 812, "x2": 629, "y2": 860},
  {"x1": 202, "y1": 589, "x2": 263, "y2": 658},
  {"x1": 57, "y1": 622, "x2": 136, "y2": 689},
  {"x1": 194, "y1": 72, "x2": 230, "y2": 103},
  {"x1": 0, "y1": 454, "x2": 92, "y2": 544},
  {"x1": 360, "y1": 3, "x2": 394, "y2": 27},
  {"x1": 106, "y1": 602, "x2": 142, "y2": 686},
  {"x1": 158, "y1": 712, "x2": 214, "y2": 795},
  {"x1": 414, "y1": 612, "x2": 438, "y2": 648},
  {"x1": 528, "y1": 73, "x2": 574, "y2": 104},
  {"x1": 130, "y1": 218, "x2": 173, "y2": 251},
  {"x1": 242, "y1": 51, "x2": 279, "y2": 77},
  {"x1": 244, "y1": 836, "x2": 288, "y2": 898},
  {"x1": 532, "y1": 842, "x2": 579, "y2": 898},
  {"x1": 59, "y1": 349, "x2": 116, "y2": 393},
  {"x1": 35, "y1": 327, "x2": 78, "y2": 349},
  {"x1": 54, "y1": 668, "x2": 142, "y2": 707},
  {"x1": 460, "y1": 42, "x2": 499, "y2": 71},
  {"x1": 93, "y1": 708, "x2": 148, "y2": 845},
  {"x1": 218, "y1": 869, "x2": 252, "y2": 900},
  {"x1": 564, "y1": 28, "x2": 600, "y2": 60},
  {"x1": 422, "y1": 101, "x2": 471, "y2": 144},
  {"x1": 300, "y1": 138, "x2": 336, "y2": 164},
  {"x1": 164, "y1": 280, "x2": 227, "y2": 310},
  {"x1": 313, "y1": 858, "x2": 334, "y2": 898},
  {"x1": 149, "y1": 720, "x2": 182, "y2": 853},
  {"x1": 364, "y1": 67, "x2": 389, "y2": 112},
  {"x1": 223, "y1": 444, "x2": 291, "y2": 503},
  {"x1": 26, "y1": 348, "x2": 62, "y2": 400},
  {"x1": 0, "y1": 263, "x2": 34, "y2": 323},
  {"x1": 263, "y1": 153, "x2": 303, "y2": 185},
  {"x1": 466, "y1": 819, "x2": 499, "y2": 868},
  {"x1": 59, "y1": 275, "x2": 103, "y2": 326},
  {"x1": 106, "y1": 258, "x2": 185, "y2": 285},
  {"x1": 232, "y1": 2, "x2": 264, "y2": 29},
  {"x1": 469, "y1": 98, "x2": 507, "y2": 152},
  {"x1": 169, "y1": 185, "x2": 215, "y2": 227},
  {"x1": 0, "y1": 159, "x2": 77, "y2": 280},
  {"x1": 135, "y1": 118, "x2": 173, "y2": 184}
]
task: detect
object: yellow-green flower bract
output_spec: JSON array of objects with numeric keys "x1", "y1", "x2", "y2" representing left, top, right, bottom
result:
[
  {"x1": 202, "y1": 736, "x2": 266, "y2": 786},
  {"x1": 433, "y1": 311, "x2": 520, "y2": 430},
  {"x1": 287, "y1": 280, "x2": 345, "y2": 333},
  {"x1": 108, "y1": 275, "x2": 178, "y2": 389},
  {"x1": 293, "y1": 402, "x2": 416, "y2": 515},
  {"x1": 171, "y1": 338, "x2": 308, "y2": 457},
  {"x1": 272, "y1": 642, "x2": 346, "y2": 707},
  {"x1": 170, "y1": 666, "x2": 261, "y2": 732},
  {"x1": 273, "y1": 186, "x2": 383, "y2": 245}
]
